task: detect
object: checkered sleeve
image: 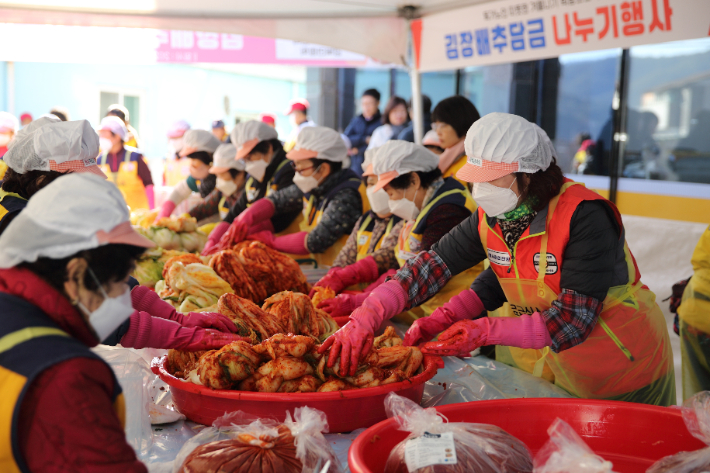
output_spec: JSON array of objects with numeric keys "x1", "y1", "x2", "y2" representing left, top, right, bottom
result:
[
  {"x1": 389, "y1": 251, "x2": 453, "y2": 310},
  {"x1": 542, "y1": 288, "x2": 604, "y2": 353}
]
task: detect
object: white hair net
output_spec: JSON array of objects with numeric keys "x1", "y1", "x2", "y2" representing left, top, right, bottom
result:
[{"x1": 182, "y1": 129, "x2": 222, "y2": 155}]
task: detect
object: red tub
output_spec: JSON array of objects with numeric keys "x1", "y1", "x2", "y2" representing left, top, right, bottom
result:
[
  {"x1": 151, "y1": 354, "x2": 440, "y2": 433},
  {"x1": 348, "y1": 398, "x2": 706, "y2": 473}
]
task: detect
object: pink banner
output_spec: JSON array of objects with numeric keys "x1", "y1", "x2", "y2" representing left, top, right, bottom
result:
[{"x1": 156, "y1": 30, "x2": 371, "y2": 66}]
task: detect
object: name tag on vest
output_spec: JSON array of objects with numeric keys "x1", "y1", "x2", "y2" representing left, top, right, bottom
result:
[
  {"x1": 534, "y1": 253, "x2": 559, "y2": 274},
  {"x1": 358, "y1": 234, "x2": 369, "y2": 245},
  {"x1": 488, "y1": 249, "x2": 511, "y2": 267}
]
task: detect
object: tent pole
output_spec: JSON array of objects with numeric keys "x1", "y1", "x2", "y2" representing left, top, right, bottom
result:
[{"x1": 407, "y1": 19, "x2": 423, "y2": 145}]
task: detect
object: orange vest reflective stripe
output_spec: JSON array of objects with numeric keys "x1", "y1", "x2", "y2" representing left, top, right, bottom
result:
[
  {"x1": 478, "y1": 180, "x2": 675, "y2": 404},
  {"x1": 100, "y1": 150, "x2": 148, "y2": 211}
]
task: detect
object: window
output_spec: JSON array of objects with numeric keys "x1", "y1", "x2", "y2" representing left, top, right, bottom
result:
[
  {"x1": 554, "y1": 49, "x2": 621, "y2": 176},
  {"x1": 99, "y1": 90, "x2": 142, "y2": 135},
  {"x1": 460, "y1": 64, "x2": 513, "y2": 118},
  {"x1": 624, "y1": 37, "x2": 710, "y2": 184}
]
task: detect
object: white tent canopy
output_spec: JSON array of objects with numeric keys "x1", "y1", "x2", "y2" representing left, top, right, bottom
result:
[{"x1": 0, "y1": 0, "x2": 493, "y2": 66}]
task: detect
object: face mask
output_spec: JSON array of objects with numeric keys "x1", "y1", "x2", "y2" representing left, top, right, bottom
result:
[
  {"x1": 99, "y1": 138, "x2": 113, "y2": 152},
  {"x1": 388, "y1": 186, "x2": 420, "y2": 221},
  {"x1": 216, "y1": 176, "x2": 238, "y2": 196},
  {"x1": 472, "y1": 179, "x2": 520, "y2": 218},
  {"x1": 76, "y1": 268, "x2": 133, "y2": 342},
  {"x1": 168, "y1": 138, "x2": 183, "y2": 157},
  {"x1": 366, "y1": 186, "x2": 390, "y2": 216},
  {"x1": 246, "y1": 159, "x2": 268, "y2": 182},
  {"x1": 293, "y1": 165, "x2": 321, "y2": 194},
  {"x1": 0, "y1": 133, "x2": 12, "y2": 147}
]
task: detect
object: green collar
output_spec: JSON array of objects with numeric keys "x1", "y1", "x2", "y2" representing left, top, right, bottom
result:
[{"x1": 499, "y1": 198, "x2": 537, "y2": 221}]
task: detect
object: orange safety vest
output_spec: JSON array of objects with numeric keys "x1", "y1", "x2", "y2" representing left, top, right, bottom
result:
[
  {"x1": 99, "y1": 149, "x2": 149, "y2": 211},
  {"x1": 478, "y1": 180, "x2": 675, "y2": 405}
]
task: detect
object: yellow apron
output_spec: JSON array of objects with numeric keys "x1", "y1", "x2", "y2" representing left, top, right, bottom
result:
[
  {"x1": 100, "y1": 150, "x2": 149, "y2": 211},
  {"x1": 355, "y1": 213, "x2": 397, "y2": 261},
  {"x1": 0, "y1": 160, "x2": 7, "y2": 181},
  {"x1": 394, "y1": 184, "x2": 484, "y2": 324},
  {"x1": 218, "y1": 195, "x2": 230, "y2": 220},
  {"x1": 165, "y1": 157, "x2": 191, "y2": 187},
  {"x1": 481, "y1": 182, "x2": 675, "y2": 405}
]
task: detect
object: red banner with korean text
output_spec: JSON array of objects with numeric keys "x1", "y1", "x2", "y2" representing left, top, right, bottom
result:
[{"x1": 418, "y1": 0, "x2": 709, "y2": 72}]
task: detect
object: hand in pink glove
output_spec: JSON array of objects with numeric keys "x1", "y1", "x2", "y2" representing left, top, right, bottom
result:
[
  {"x1": 131, "y1": 285, "x2": 238, "y2": 333},
  {"x1": 421, "y1": 319, "x2": 489, "y2": 357},
  {"x1": 309, "y1": 266, "x2": 344, "y2": 297},
  {"x1": 156, "y1": 200, "x2": 176, "y2": 220},
  {"x1": 311, "y1": 256, "x2": 379, "y2": 295},
  {"x1": 120, "y1": 311, "x2": 250, "y2": 350},
  {"x1": 247, "y1": 230, "x2": 275, "y2": 248},
  {"x1": 318, "y1": 280, "x2": 408, "y2": 376},
  {"x1": 421, "y1": 313, "x2": 553, "y2": 357},
  {"x1": 202, "y1": 221, "x2": 230, "y2": 255},
  {"x1": 404, "y1": 288, "x2": 485, "y2": 347},
  {"x1": 317, "y1": 294, "x2": 358, "y2": 318}
]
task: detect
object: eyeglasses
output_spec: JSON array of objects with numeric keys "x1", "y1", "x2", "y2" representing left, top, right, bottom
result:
[
  {"x1": 291, "y1": 161, "x2": 315, "y2": 175},
  {"x1": 431, "y1": 122, "x2": 450, "y2": 132}
]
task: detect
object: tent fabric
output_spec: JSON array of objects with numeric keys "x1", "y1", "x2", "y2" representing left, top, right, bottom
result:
[{"x1": 0, "y1": 0, "x2": 494, "y2": 65}]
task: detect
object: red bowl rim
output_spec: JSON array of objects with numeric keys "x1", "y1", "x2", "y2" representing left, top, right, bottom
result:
[
  {"x1": 347, "y1": 397, "x2": 689, "y2": 472},
  {"x1": 152, "y1": 353, "x2": 440, "y2": 402}
]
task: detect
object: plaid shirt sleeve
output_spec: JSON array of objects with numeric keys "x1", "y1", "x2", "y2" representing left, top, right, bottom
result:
[
  {"x1": 389, "y1": 250, "x2": 453, "y2": 310},
  {"x1": 188, "y1": 189, "x2": 222, "y2": 222},
  {"x1": 542, "y1": 288, "x2": 604, "y2": 353}
]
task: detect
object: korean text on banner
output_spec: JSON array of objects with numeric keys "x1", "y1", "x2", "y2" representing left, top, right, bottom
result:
[{"x1": 417, "y1": 0, "x2": 710, "y2": 72}]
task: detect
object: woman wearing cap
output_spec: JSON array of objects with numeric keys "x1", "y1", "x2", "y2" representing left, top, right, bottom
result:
[
  {"x1": 0, "y1": 174, "x2": 161, "y2": 471},
  {"x1": 321, "y1": 140, "x2": 482, "y2": 324},
  {"x1": 0, "y1": 116, "x2": 109, "y2": 234},
  {"x1": 323, "y1": 113, "x2": 676, "y2": 406},
  {"x1": 209, "y1": 126, "x2": 367, "y2": 267},
  {"x1": 155, "y1": 129, "x2": 222, "y2": 221},
  {"x1": 309, "y1": 148, "x2": 403, "y2": 316},
  {"x1": 431, "y1": 95, "x2": 481, "y2": 185},
  {"x1": 98, "y1": 116, "x2": 154, "y2": 211},
  {"x1": 107, "y1": 104, "x2": 141, "y2": 149},
  {"x1": 367, "y1": 96, "x2": 410, "y2": 151},
  {"x1": 185, "y1": 143, "x2": 246, "y2": 224},
  {"x1": 164, "y1": 119, "x2": 191, "y2": 187},
  {"x1": 202, "y1": 120, "x2": 299, "y2": 254}
]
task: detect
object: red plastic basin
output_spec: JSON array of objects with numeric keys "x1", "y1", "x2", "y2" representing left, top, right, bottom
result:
[
  {"x1": 151, "y1": 354, "x2": 440, "y2": 433},
  {"x1": 348, "y1": 398, "x2": 706, "y2": 473}
]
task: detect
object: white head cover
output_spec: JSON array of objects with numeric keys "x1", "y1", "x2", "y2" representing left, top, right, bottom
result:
[
  {"x1": 0, "y1": 112, "x2": 19, "y2": 134},
  {"x1": 0, "y1": 173, "x2": 154, "y2": 268},
  {"x1": 4, "y1": 117, "x2": 106, "y2": 178},
  {"x1": 231, "y1": 120, "x2": 279, "y2": 160},
  {"x1": 98, "y1": 116, "x2": 128, "y2": 141},
  {"x1": 458, "y1": 112, "x2": 556, "y2": 183},
  {"x1": 179, "y1": 129, "x2": 222, "y2": 157},
  {"x1": 210, "y1": 143, "x2": 245, "y2": 173},
  {"x1": 362, "y1": 148, "x2": 377, "y2": 176},
  {"x1": 286, "y1": 126, "x2": 348, "y2": 163},
  {"x1": 371, "y1": 140, "x2": 439, "y2": 192}
]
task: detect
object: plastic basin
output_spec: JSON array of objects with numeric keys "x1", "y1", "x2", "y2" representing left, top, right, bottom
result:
[
  {"x1": 151, "y1": 354, "x2": 440, "y2": 432},
  {"x1": 348, "y1": 398, "x2": 706, "y2": 473}
]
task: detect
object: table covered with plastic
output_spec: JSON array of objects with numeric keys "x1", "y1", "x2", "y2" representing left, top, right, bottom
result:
[{"x1": 93, "y1": 339, "x2": 571, "y2": 473}]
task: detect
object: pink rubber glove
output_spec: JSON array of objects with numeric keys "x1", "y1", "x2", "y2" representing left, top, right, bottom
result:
[
  {"x1": 309, "y1": 266, "x2": 344, "y2": 297},
  {"x1": 156, "y1": 199, "x2": 176, "y2": 220},
  {"x1": 273, "y1": 231, "x2": 310, "y2": 255},
  {"x1": 221, "y1": 198, "x2": 275, "y2": 247},
  {"x1": 319, "y1": 280, "x2": 408, "y2": 376},
  {"x1": 421, "y1": 313, "x2": 552, "y2": 357},
  {"x1": 404, "y1": 288, "x2": 485, "y2": 347},
  {"x1": 311, "y1": 256, "x2": 379, "y2": 295},
  {"x1": 145, "y1": 184, "x2": 155, "y2": 210},
  {"x1": 120, "y1": 311, "x2": 249, "y2": 350},
  {"x1": 317, "y1": 294, "x2": 361, "y2": 318},
  {"x1": 202, "y1": 221, "x2": 230, "y2": 255},
  {"x1": 131, "y1": 285, "x2": 238, "y2": 333}
]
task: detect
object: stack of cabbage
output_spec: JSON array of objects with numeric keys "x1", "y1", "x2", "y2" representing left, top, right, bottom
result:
[{"x1": 135, "y1": 215, "x2": 208, "y2": 253}]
